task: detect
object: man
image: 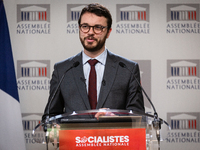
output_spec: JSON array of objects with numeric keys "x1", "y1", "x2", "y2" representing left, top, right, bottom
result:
[{"x1": 42, "y1": 3, "x2": 144, "y2": 121}]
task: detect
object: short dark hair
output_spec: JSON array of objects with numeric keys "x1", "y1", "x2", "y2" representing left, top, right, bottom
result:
[{"x1": 78, "y1": 3, "x2": 112, "y2": 31}]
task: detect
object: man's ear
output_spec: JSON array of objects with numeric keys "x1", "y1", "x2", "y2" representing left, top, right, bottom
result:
[{"x1": 106, "y1": 28, "x2": 112, "y2": 39}]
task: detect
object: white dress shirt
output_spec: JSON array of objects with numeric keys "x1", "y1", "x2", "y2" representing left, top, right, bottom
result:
[{"x1": 82, "y1": 48, "x2": 107, "y2": 101}]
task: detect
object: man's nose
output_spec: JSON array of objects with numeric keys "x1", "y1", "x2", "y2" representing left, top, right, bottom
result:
[{"x1": 88, "y1": 26, "x2": 95, "y2": 34}]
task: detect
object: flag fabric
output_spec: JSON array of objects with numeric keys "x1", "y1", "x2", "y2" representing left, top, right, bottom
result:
[{"x1": 0, "y1": 1, "x2": 26, "y2": 150}]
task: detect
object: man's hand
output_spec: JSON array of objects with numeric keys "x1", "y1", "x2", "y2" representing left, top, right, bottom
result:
[{"x1": 94, "y1": 108, "x2": 115, "y2": 120}]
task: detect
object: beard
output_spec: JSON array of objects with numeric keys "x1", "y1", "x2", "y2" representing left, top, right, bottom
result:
[{"x1": 80, "y1": 33, "x2": 108, "y2": 52}]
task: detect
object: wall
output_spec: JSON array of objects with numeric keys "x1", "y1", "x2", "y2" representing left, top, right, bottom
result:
[{"x1": 4, "y1": 0, "x2": 200, "y2": 149}]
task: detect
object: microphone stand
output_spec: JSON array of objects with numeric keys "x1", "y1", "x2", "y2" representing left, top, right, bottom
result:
[
  {"x1": 45, "y1": 121, "x2": 49, "y2": 150},
  {"x1": 152, "y1": 113, "x2": 161, "y2": 150},
  {"x1": 119, "y1": 62, "x2": 162, "y2": 150},
  {"x1": 44, "y1": 61, "x2": 80, "y2": 150}
]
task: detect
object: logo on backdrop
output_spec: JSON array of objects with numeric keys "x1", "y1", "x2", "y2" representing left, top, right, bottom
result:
[
  {"x1": 166, "y1": 4, "x2": 200, "y2": 34},
  {"x1": 16, "y1": 4, "x2": 51, "y2": 34},
  {"x1": 116, "y1": 4, "x2": 150, "y2": 34},
  {"x1": 22, "y1": 113, "x2": 45, "y2": 144},
  {"x1": 66, "y1": 4, "x2": 86, "y2": 34},
  {"x1": 134, "y1": 60, "x2": 151, "y2": 110},
  {"x1": 166, "y1": 112, "x2": 200, "y2": 143},
  {"x1": 17, "y1": 60, "x2": 50, "y2": 90},
  {"x1": 166, "y1": 60, "x2": 200, "y2": 90}
]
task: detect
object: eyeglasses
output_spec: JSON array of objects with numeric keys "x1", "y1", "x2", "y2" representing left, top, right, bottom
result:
[{"x1": 79, "y1": 24, "x2": 108, "y2": 34}]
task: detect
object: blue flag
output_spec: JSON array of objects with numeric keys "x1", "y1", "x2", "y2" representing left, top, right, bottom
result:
[
  {"x1": 0, "y1": 2, "x2": 18, "y2": 101},
  {"x1": 0, "y1": 1, "x2": 26, "y2": 150}
]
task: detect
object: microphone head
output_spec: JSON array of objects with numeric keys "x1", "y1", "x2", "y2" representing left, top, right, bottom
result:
[
  {"x1": 73, "y1": 61, "x2": 80, "y2": 67},
  {"x1": 80, "y1": 77, "x2": 86, "y2": 83},
  {"x1": 102, "y1": 79, "x2": 106, "y2": 86},
  {"x1": 119, "y1": 62, "x2": 126, "y2": 68}
]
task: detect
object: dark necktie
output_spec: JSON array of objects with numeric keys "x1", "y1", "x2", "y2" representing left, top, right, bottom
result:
[{"x1": 88, "y1": 59, "x2": 98, "y2": 109}]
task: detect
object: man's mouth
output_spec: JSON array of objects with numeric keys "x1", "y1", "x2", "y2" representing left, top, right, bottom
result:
[{"x1": 85, "y1": 37, "x2": 96, "y2": 43}]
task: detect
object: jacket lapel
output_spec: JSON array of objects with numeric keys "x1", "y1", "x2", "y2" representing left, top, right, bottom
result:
[
  {"x1": 96, "y1": 51, "x2": 119, "y2": 109},
  {"x1": 72, "y1": 52, "x2": 91, "y2": 110}
]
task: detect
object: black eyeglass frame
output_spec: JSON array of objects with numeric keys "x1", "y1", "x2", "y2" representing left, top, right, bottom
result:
[{"x1": 79, "y1": 24, "x2": 108, "y2": 34}]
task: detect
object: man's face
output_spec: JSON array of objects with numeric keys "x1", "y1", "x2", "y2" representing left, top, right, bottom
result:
[{"x1": 79, "y1": 12, "x2": 111, "y2": 53}]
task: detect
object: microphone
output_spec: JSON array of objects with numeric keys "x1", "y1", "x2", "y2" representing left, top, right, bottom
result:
[
  {"x1": 102, "y1": 79, "x2": 106, "y2": 86},
  {"x1": 47, "y1": 61, "x2": 80, "y2": 118},
  {"x1": 119, "y1": 61, "x2": 162, "y2": 147},
  {"x1": 39, "y1": 61, "x2": 80, "y2": 150},
  {"x1": 118, "y1": 62, "x2": 158, "y2": 118},
  {"x1": 80, "y1": 77, "x2": 86, "y2": 83}
]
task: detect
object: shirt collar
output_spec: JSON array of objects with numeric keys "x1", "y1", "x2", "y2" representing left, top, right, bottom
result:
[{"x1": 82, "y1": 48, "x2": 107, "y2": 65}]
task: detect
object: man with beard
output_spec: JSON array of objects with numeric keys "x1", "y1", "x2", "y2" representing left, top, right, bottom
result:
[{"x1": 42, "y1": 3, "x2": 145, "y2": 121}]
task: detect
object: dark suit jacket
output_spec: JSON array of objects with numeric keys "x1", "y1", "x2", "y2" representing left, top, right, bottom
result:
[{"x1": 43, "y1": 50, "x2": 144, "y2": 119}]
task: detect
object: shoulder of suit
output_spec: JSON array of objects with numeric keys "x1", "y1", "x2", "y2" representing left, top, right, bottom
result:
[
  {"x1": 55, "y1": 52, "x2": 82, "y2": 67},
  {"x1": 107, "y1": 50, "x2": 138, "y2": 66}
]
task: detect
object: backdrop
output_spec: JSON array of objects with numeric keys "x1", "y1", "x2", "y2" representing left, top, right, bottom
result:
[{"x1": 4, "y1": 0, "x2": 200, "y2": 149}]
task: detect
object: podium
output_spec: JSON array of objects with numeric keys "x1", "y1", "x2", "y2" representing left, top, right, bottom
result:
[{"x1": 33, "y1": 109, "x2": 169, "y2": 150}]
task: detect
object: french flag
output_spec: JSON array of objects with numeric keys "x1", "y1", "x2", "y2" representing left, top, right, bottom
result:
[{"x1": 0, "y1": 1, "x2": 26, "y2": 150}]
